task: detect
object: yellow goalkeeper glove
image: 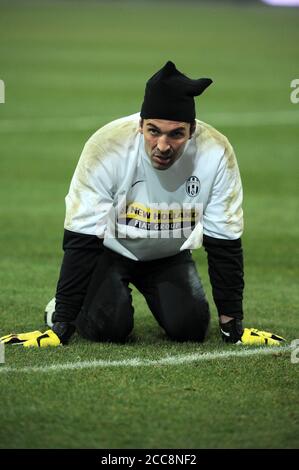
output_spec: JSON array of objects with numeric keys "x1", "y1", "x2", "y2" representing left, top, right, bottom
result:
[
  {"x1": 240, "y1": 328, "x2": 286, "y2": 346},
  {"x1": 0, "y1": 329, "x2": 61, "y2": 348},
  {"x1": 220, "y1": 319, "x2": 285, "y2": 346}
]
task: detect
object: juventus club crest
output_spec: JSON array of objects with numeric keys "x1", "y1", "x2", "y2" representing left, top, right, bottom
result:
[{"x1": 186, "y1": 176, "x2": 200, "y2": 197}]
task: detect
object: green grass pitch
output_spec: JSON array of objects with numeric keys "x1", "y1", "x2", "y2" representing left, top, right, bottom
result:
[{"x1": 0, "y1": 0, "x2": 298, "y2": 449}]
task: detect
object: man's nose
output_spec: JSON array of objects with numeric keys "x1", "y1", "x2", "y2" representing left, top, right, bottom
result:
[{"x1": 157, "y1": 135, "x2": 170, "y2": 153}]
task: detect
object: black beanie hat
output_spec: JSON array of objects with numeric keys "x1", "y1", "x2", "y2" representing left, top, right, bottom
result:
[{"x1": 140, "y1": 61, "x2": 213, "y2": 123}]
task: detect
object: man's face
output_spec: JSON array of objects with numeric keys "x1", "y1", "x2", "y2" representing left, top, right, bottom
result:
[{"x1": 139, "y1": 119, "x2": 193, "y2": 170}]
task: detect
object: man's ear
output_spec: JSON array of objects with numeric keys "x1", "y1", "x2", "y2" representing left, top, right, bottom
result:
[{"x1": 139, "y1": 118, "x2": 144, "y2": 134}]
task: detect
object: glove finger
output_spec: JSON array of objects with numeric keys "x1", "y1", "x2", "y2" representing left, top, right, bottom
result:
[
  {"x1": 266, "y1": 336, "x2": 285, "y2": 346},
  {"x1": 17, "y1": 331, "x2": 43, "y2": 341},
  {"x1": 241, "y1": 328, "x2": 285, "y2": 346},
  {"x1": 269, "y1": 333, "x2": 285, "y2": 342},
  {"x1": 23, "y1": 330, "x2": 61, "y2": 348},
  {"x1": 0, "y1": 333, "x2": 16, "y2": 342},
  {"x1": 0, "y1": 334, "x2": 27, "y2": 345},
  {"x1": 255, "y1": 329, "x2": 285, "y2": 341},
  {"x1": 0, "y1": 330, "x2": 43, "y2": 345},
  {"x1": 0, "y1": 333, "x2": 17, "y2": 343}
]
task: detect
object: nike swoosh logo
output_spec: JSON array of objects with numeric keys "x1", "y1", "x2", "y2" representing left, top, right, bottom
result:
[
  {"x1": 131, "y1": 180, "x2": 145, "y2": 188},
  {"x1": 220, "y1": 329, "x2": 230, "y2": 337}
]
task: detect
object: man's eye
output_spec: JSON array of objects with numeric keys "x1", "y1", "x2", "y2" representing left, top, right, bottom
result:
[
  {"x1": 170, "y1": 131, "x2": 184, "y2": 138},
  {"x1": 149, "y1": 129, "x2": 159, "y2": 135}
]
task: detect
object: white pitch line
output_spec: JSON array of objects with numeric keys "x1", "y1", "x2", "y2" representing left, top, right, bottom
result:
[
  {"x1": 0, "y1": 110, "x2": 298, "y2": 133},
  {"x1": 0, "y1": 345, "x2": 292, "y2": 374}
]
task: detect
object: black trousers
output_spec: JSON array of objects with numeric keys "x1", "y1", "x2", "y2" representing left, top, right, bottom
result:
[{"x1": 75, "y1": 248, "x2": 210, "y2": 343}]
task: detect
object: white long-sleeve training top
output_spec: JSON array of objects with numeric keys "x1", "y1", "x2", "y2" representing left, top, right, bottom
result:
[{"x1": 64, "y1": 113, "x2": 243, "y2": 261}]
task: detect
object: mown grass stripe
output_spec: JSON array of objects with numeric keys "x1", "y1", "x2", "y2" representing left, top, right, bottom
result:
[
  {"x1": 0, "y1": 110, "x2": 298, "y2": 133},
  {"x1": 0, "y1": 345, "x2": 292, "y2": 373}
]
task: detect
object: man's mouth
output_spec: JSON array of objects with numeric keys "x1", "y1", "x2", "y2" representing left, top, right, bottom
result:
[{"x1": 152, "y1": 153, "x2": 172, "y2": 166}]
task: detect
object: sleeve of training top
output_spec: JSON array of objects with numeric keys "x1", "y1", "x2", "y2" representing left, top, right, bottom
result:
[
  {"x1": 54, "y1": 131, "x2": 116, "y2": 323},
  {"x1": 203, "y1": 235, "x2": 244, "y2": 319},
  {"x1": 64, "y1": 135, "x2": 116, "y2": 237},
  {"x1": 203, "y1": 142, "x2": 243, "y2": 240},
  {"x1": 54, "y1": 229, "x2": 104, "y2": 323},
  {"x1": 202, "y1": 143, "x2": 244, "y2": 318}
]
